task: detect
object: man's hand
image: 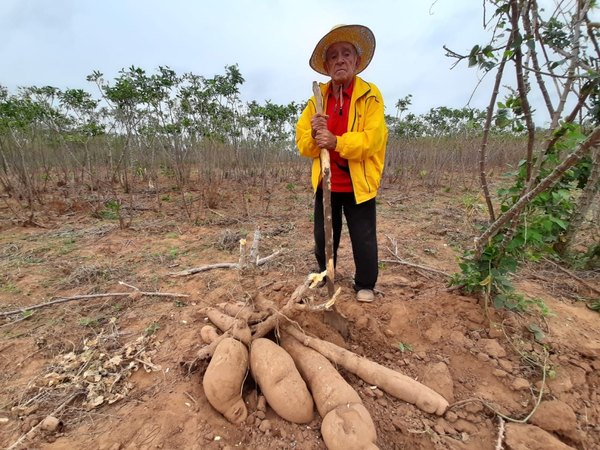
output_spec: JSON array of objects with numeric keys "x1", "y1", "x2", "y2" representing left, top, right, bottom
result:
[
  {"x1": 311, "y1": 113, "x2": 328, "y2": 138},
  {"x1": 315, "y1": 129, "x2": 337, "y2": 151}
]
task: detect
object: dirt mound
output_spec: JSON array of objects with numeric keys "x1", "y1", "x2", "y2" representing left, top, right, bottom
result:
[{"x1": 1, "y1": 181, "x2": 598, "y2": 449}]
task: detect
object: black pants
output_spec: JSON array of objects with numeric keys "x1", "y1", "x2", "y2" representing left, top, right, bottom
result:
[{"x1": 313, "y1": 189, "x2": 378, "y2": 291}]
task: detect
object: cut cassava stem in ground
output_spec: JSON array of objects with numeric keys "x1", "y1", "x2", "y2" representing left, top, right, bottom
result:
[
  {"x1": 283, "y1": 325, "x2": 449, "y2": 416},
  {"x1": 312, "y1": 81, "x2": 336, "y2": 299},
  {"x1": 311, "y1": 81, "x2": 348, "y2": 337}
]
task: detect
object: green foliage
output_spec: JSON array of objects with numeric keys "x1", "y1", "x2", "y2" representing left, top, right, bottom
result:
[
  {"x1": 98, "y1": 199, "x2": 122, "y2": 220},
  {"x1": 79, "y1": 317, "x2": 99, "y2": 327},
  {"x1": 144, "y1": 322, "x2": 160, "y2": 336},
  {"x1": 396, "y1": 342, "x2": 413, "y2": 353},
  {"x1": 451, "y1": 124, "x2": 593, "y2": 310},
  {"x1": 388, "y1": 104, "x2": 488, "y2": 138}
]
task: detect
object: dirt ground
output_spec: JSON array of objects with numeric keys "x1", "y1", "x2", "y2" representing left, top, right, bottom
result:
[{"x1": 0, "y1": 178, "x2": 598, "y2": 450}]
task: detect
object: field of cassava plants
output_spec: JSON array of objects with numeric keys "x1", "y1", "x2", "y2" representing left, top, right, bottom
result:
[
  {"x1": 0, "y1": 130, "x2": 598, "y2": 449},
  {"x1": 2, "y1": 1, "x2": 600, "y2": 444}
]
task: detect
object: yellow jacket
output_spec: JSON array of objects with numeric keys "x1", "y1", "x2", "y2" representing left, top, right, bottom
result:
[{"x1": 296, "y1": 76, "x2": 388, "y2": 204}]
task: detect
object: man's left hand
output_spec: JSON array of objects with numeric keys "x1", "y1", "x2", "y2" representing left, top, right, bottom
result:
[{"x1": 315, "y1": 129, "x2": 337, "y2": 151}]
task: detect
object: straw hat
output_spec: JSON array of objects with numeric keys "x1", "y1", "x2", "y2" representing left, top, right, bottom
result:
[{"x1": 309, "y1": 24, "x2": 376, "y2": 76}]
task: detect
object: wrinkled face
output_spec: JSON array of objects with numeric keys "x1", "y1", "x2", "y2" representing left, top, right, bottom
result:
[{"x1": 324, "y1": 41, "x2": 360, "y2": 87}]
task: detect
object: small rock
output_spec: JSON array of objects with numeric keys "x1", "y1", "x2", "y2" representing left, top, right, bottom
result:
[
  {"x1": 488, "y1": 324, "x2": 504, "y2": 339},
  {"x1": 569, "y1": 359, "x2": 591, "y2": 373},
  {"x1": 505, "y1": 423, "x2": 576, "y2": 450},
  {"x1": 355, "y1": 316, "x2": 369, "y2": 329},
  {"x1": 376, "y1": 398, "x2": 389, "y2": 407},
  {"x1": 383, "y1": 328, "x2": 395, "y2": 337},
  {"x1": 464, "y1": 402, "x2": 483, "y2": 414},
  {"x1": 512, "y1": 377, "x2": 530, "y2": 391},
  {"x1": 579, "y1": 341, "x2": 600, "y2": 358},
  {"x1": 40, "y1": 416, "x2": 62, "y2": 432},
  {"x1": 449, "y1": 331, "x2": 468, "y2": 346},
  {"x1": 0, "y1": 418, "x2": 9, "y2": 425},
  {"x1": 272, "y1": 283, "x2": 283, "y2": 291},
  {"x1": 424, "y1": 322, "x2": 443, "y2": 343},
  {"x1": 383, "y1": 352, "x2": 394, "y2": 361},
  {"x1": 433, "y1": 423, "x2": 446, "y2": 435},
  {"x1": 415, "y1": 352, "x2": 427, "y2": 361},
  {"x1": 362, "y1": 388, "x2": 376, "y2": 398},
  {"x1": 373, "y1": 388, "x2": 384, "y2": 398},
  {"x1": 259, "y1": 420, "x2": 271, "y2": 433},
  {"x1": 493, "y1": 369, "x2": 508, "y2": 378},
  {"x1": 391, "y1": 417, "x2": 403, "y2": 431},
  {"x1": 547, "y1": 370, "x2": 573, "y2": 393},
  {"x1": 445, "y1": 411, "x2": 458, "y2": 423},
  {"x1": 435, "y1": 418, "x2": 456, "y2": 435},
  {"x1": 257, "y1": 396, "x2": 267, "y2": 412},
  {"x1": 422, "y1": 362, "x2": 454, "y2": 403},
  {"x1": 498, "y1": 359, "x2": 514, "y2": 372},
  {"x1": 480, "y1": 339, "x2": 507, "y2": 358},
  {"x1": 565, "y1": 366, "x2": 586, "y2": 387},
  {"x1": 530, "y1": 400, "x2": 577, "y2": 434},
  {"x1": 255, "y1": 411, "x2": 266, "y2": 420},
  {"x1": 477, "y1": 352, "x2": 490, "y2": 362},
  {"x1": 453, "y1": 419, "x2": 478, "y2": 435}
]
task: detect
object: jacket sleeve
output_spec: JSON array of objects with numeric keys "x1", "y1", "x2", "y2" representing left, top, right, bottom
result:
[
  {"x1": 295, "y1": 98, "x2": 321, "y2": 159},
  {"x1": 335, "y1": 85, "x2": 388, "y2": 161}
]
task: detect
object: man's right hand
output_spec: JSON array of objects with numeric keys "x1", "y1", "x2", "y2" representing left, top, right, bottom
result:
[{"x1": 311, "y1": 113, "x2": 329, "y2": 138}]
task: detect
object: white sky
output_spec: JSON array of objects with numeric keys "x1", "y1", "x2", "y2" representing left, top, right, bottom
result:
[{"x1": 0, "y1": 0, "x2": 549, "y2": 121}]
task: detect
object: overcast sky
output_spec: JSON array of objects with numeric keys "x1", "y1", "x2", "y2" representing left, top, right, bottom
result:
[{"x1": 0, "y1": 0, "x2": 537, "y2": 120}]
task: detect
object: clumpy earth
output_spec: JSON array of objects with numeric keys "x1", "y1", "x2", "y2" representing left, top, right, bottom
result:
[{"x1": 0, "y1": 178, "x2": 598, "y2": 449}]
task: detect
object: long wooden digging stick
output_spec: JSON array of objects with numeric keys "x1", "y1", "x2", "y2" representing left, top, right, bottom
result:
[{"x1": 312, "y1": 81, "x2": 335, "y2": 298}]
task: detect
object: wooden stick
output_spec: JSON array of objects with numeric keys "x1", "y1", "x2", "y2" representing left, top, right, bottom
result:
[
  {"x1": 0, "y1": 291, "x2": 189, "y2": 317},
  {"x1": 169, "y1": 250, "x2": 281, "y2": 277},
  {"x1": 380, "y1": 259, "x2": 449, "y2": 277},
  {"x1": 543, "y1": 257, "x2": 600, "y2": 296},
  {"x1": 313, "y1": 81, "x2": 336, "y2": 298}
]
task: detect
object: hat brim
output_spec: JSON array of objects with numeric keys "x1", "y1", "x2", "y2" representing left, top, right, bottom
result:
[{"x1": 309, "y1": 25, "x2": 376, "y2": 76}]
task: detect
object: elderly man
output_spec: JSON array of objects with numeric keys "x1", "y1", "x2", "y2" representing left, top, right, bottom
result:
[{"x1": 296, "y1": 24, "x2": 388, "y2": 302}]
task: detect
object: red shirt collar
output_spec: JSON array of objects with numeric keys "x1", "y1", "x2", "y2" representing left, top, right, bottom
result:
[{"x1": 329, "y1": 77, "x2": 355, "y2": 99}]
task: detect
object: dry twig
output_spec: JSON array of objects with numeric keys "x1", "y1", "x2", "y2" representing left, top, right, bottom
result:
[
  {"x1": 0, "y1": 290, "x2": 189, "y2": 317},
  {"x1": 542, "y1": 257, "x2": 600, "y2": 296}
]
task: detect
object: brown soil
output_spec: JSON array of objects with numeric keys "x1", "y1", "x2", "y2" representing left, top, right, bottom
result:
[{"x1": 0, "y1": 179, "x2": 598, "y2": 450}]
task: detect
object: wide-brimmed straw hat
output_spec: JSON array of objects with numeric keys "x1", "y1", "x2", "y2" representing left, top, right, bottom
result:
[{"x1": 309, "y1": 24, "x2": 376, "y2": 76}]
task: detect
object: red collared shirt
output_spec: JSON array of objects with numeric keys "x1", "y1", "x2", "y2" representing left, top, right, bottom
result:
[{"x1": 326, "y1": 78, "x2": 354, "y2": 192}]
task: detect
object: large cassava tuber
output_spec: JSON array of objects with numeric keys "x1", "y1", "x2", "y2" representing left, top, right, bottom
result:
[
  {"x1": 250, "y1": 338, "x2": 314, "y2": 424},
  {"x1": 203, "y1": 337, "x2": 249, "y2": 424},
  {"x1": 321, "y1": 403, "x2": 378, "y2": 450},
  {"x1": 284, "y1": 325, "x2": 448, "y2": 415},
  {"x1": 280, "y1": 333, "x2": 362, "y2": 417}
]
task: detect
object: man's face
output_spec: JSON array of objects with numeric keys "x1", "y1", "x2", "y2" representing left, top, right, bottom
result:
[{"x1": 324, "y1": 41, "x2": 360, "y2": 86}]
